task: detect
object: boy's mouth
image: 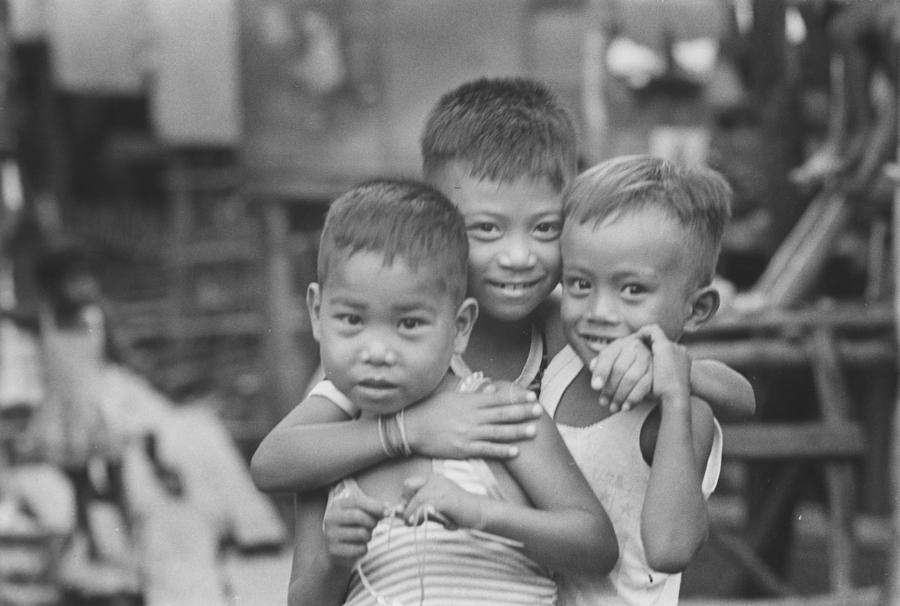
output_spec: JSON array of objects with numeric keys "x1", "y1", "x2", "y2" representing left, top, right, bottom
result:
[
  {"x1": 356, "y1": 378, "x2": 399, "y2": 395},
  {"x1": 581, "y1": 335, "x2": 616, "y2": 353},
  {"x1": 486, "y1": 278, "x2": 541, "y2": 293}
]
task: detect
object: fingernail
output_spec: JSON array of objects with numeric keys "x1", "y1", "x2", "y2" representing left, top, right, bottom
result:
[
  {"x1": 525, "y1": 424, "x2": 537, "y2": 437},
  {"x1": 526, "y1": 391, "x2": 537, "y2": 402},
  {"x1": 589, "y1": 357, "x2": 598, "y2": 370},
  {"x1": 508, "y1": 446, "x2": 519, "y2": 457},
  {"x1": 532, "y1": 404, "x2": 543, "y2": 416},
  {"x1": 599, "y1": 396, "x2": 609, "y2": 407},
  {"x1": 591, "y1": 377, "x2": 604, "y2": 389}
]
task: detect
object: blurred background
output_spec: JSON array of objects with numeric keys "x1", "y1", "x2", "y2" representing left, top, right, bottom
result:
[{"x1": 0, "y1": 0, "x2": 897, "y2": 604}]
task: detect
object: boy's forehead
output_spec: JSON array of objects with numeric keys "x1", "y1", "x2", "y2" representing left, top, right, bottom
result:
[
  {"x1": 566, "y1": 205, "x2": 682, "y2": 235},
  {"x1": 563, "y1": 210, "x2": 690, "y2": 269},
  {"x1": 432, "y1": 161, "x2": 560, "y2": 195},
  {"x1": 324, "y1": 249, "x2": 458, "y2": 299},
  {"x1": 432, "y1": 162, "x2": 562, "y2": 212}
]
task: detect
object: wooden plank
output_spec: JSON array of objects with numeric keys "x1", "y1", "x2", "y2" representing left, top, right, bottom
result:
[
  {"x1": 686, "y1": 338, "x2": 894, "y2": 368},
  {"x1": 716, "y1": 462, "x2": 805, "y2": 594},
  {"x1": 710, "y1": 528, "x2": 797, "y2": 597},
  {"x1": 697, "y1": 302, "x2": 894, "y2": 337},
  {"x1": 681, "y1": 586, "x2": 881, "y2": 606},
  {"x1": 752, "y1": 188, "x2": 843, "y2": 295},
  {"x1": 886, "y1": 76, "x2": 900, "y2": 604},
  {"x1": 721, "y1": 423, "x2": 865, "y2": 460},
  {"x1": 806, "y1": 328, "x2": 857, "y2": 591}
]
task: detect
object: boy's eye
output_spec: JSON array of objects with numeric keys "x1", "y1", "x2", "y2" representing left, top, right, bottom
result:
[
  {"x1": 399, "y1": 317, "x2": 427, "y2": 330},
  {"x1": 468, "y1": 222, "x2": 500, "y2": 237},
  {"x1": 564, "y1": 277, "x2": 591, "y2": 294},
  {"x1": 533, "y1": 221, "x2": 562, "y2": 240},
  {"x1": 622, "y1": 284, "x2": 647, "y2": 298},
  {"x1": 335, "y1": 313, "x2": 362, "y2": 326}
]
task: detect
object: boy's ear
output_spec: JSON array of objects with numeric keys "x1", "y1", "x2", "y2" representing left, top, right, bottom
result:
[
  {"x1": 306, "y1": 283, "x2": 323, "y2": 342},
  {"x1": 685, "y1": 285, "x2": 720, "y2": 331},
  {"x1": 453, "y1": 297, "x2": 479, "y2": 355}
]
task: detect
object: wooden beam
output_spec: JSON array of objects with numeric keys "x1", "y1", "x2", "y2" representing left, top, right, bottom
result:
[
  {"x1": 722, "y1": 422, "x2": 865, "y2": 460},
  {"x1": 681, "y1": 586, "x2": 881, "y2": 606},
  {"x1": 884, "y1": 51, "x2": 900, "y2": 605},
  {"x1": 687, "y1": 338, "x2": 895, "y2": 368}
]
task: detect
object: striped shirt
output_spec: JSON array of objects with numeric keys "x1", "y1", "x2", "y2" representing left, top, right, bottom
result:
[{"x1": 337, "y1": 457, "x2": 558, "y2": 605}]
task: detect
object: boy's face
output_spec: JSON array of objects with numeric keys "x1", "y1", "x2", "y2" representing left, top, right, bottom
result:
[
  {"x1": 560, "y1": 208, "x2": 716, "y2": 367},
  {"x1": 307, "y1": 250, "x2": 477, "y2": 416},
  {"x1": 431, "y1": 162, "x2": 562, "y2": 323}
]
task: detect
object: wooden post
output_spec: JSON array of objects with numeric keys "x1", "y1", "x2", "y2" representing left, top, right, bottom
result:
[
  {"x1": 261, "y1": 200, "x2": 309, "y2": 424},
  {"x1": 883, "y1": 8, "x2": 900, "y2": 600}
]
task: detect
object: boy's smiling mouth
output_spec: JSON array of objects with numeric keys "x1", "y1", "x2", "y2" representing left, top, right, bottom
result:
[
  {"x1": 581, "y1": 334, "x2": 617, "y2": 353},
  {"x1": 486, "y1": 278, "x2": 542, "y2": 293}
]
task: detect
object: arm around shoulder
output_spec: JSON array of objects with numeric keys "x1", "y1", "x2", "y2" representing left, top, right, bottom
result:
[
  {"x1": 250, "y1": 393, "x2": 385, "y2": 493},
  {"x1": 689, "y1": 358, "x2": 755, "y2": 421}
]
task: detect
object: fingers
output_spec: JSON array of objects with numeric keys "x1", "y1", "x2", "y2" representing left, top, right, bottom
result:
[
  {"x1": 401, "y1": 476, "x2": 428, "y2": 503},
  {"x1": 464, "y1": 441, "x2": 520, "y2": 459},
  {"x1": 636, "y1": 324, "x2": 668, "y2": 349},
  {"x1": 591, "y1": 342, "x2": 637, "y2": 407},
  {"x1": 608, "y1": 346, "x2": 652, "y2": 410},
  {"x1": 323, "y1": 493, "x2": 385, "y2": 562},
  {"x1": 619, "y1": 372, "x2": 653, "y2": 412},
  {"x1": 482, "y1": 382, "x2": 537, "y2": 405}
]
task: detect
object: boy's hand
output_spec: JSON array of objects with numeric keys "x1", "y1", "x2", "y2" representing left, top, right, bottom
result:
[
  {"x1": 636, "y1": 325, "x2": 691, "y2": 406},
  {"x1": 321, "y1": 490, "x2": 385, "y2": 570},
  {"x1": 589, "y1": 333, "x2": 653, "y2": 412},
  {"x1": 405, "y1": 384, "x2": 541, "y2": 460},
  {"x1": 400, "y1": 475, "x2": 485, "y2": 531}
]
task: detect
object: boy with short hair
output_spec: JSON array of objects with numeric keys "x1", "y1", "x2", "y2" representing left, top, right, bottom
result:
[
  {"x1": 542, "y1": 154, "x2": 732, "y2": 604},
  {"x1": 289, "y1": 178, "x2": 617, "y2": 605},
  {"x1": 251, "y1": 77, "x2": 754, "y2": 495}
]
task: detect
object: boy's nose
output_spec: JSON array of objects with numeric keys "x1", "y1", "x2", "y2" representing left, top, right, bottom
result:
[
  {"x1": 498, "y1": 237, "x2": 537, "y2": 269},
  {"x1": 589, "y1": 291, "x2": 620, "y2": 323},
  {"x1": 360, "y1": 341, "x2": 397, "y2": 366}
]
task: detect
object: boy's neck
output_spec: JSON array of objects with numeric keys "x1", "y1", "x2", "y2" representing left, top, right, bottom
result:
[
  {"x1": 470, "y1": 313, "x2": 533, "y2": 350},
  {"x1": 462, "y1": 314, "x2": 534, "y2": 382}
]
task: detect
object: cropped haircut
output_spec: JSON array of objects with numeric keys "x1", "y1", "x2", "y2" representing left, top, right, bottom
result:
[
  {"x1": 564, "y1": 155, "x2": 733, "y2": 286},
  {"x1": 420, "y1": 77, "x2": 578, "y2": 192},
  {"x1": 317, "y1": 179, "x2": 469, "y2": 303}
]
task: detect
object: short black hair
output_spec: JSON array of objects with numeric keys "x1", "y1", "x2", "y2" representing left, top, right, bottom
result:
[
  {"x1": 420, "y1": 77, "x2": 577, "y2": 192},
  {"x1": 564, "y1": 155, "x2": 732, "y2": 286},
  {"x1": 317, "y1": 178, "x2": 469, "y2": 302}
]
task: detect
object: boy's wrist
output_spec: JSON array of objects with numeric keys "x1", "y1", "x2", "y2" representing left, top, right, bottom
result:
[{"x1": 659, "y1": 389, "x2": 691, "y2": 410}]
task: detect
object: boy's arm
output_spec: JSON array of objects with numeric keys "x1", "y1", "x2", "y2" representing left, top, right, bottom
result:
[
  {"x1": 639, "y1": 326, "x2": 716, "y2": 573},
  {"x1": 251, "y1": 382, "x2": 543, "y2": 494},
  {"x1": 405, "y1": 410, "x2": 618, "y2": 576},
  {"x1": 287, "y1": 490, "x2": 351, "y2": 606},
  {"x1": 689, "y1": 359, "x2": 755, "y2": 421},
  {"x1": 502, "y1": 413, "x2": 619, "y2": 574}
]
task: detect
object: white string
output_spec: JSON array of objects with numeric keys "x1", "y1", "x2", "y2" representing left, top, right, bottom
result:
[{"x1": 353, "y1": 502, "x2": 524, "y2": 605}]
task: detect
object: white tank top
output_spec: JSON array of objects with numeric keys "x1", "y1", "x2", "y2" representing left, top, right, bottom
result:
[{"x1": 541, "y1": 346, "x2": 722, "y2": 606}]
